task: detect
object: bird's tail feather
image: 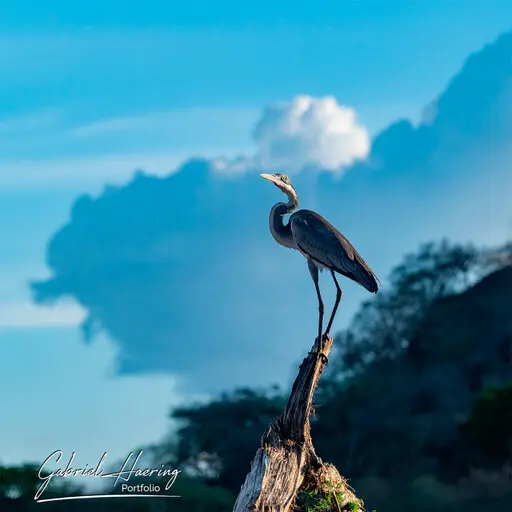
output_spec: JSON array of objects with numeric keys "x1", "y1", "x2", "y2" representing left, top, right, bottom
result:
[{"x1": 359, "y1": 269, "x2": 379, "y2": 293}]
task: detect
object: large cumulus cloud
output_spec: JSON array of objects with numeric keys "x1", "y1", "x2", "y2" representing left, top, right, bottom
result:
[
  {"x1": 31, "y1": 162, "x2": 333, "y2": 391},
  {"x1": 31, "y1": 31, "x2": 512, "y2": 392}
]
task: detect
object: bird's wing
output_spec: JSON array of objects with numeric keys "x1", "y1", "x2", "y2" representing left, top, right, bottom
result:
[{"x1": 290, "y1": 210, "x2": 379, "y2": 292}]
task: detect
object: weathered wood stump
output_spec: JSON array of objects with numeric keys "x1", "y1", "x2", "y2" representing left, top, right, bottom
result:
[{"x1": 233, "y1": 335, "x2": 365, "y2": 512}]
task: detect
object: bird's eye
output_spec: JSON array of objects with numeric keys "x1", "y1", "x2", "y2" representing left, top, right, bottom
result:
[{"x1": 280, "y1": 175, "x2": 287, "y2": 182}]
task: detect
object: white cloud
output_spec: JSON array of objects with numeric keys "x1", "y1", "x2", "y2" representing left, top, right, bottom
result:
[
  {"x1": 0, "y1": 301, "x2": 86, "y2": 329},
  {"x1": 252, "y1": 95, "x2": 370, "y2": 172},
  {"x1": 211, "y1": 154, "x2": 255, "y2": 175},
  {"x1": 0, "y1": 98, "x2": 369, "y2": 186},
  {"x1": 0, "y1": 149, "x2": 247, "y2": 190},
  {"x1": 70, "y1": 107, "x2": 259, "y2": 138},
  {"x1": 0, "y1": 104, "x2": 255, "y2": 188}
]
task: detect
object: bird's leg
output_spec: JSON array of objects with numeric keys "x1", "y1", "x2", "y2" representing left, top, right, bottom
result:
[
  {"x1": 308, "y1": 259, "x2": 328, "y2": 364},
  {"x1": 325, "y1": 270, "x2": 343, "y2": 337}
]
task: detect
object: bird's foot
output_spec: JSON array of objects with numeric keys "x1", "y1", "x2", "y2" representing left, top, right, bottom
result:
[
  {"x1": 314, "y1": 334, "x2": 330, "y2": 364},
  {"x1": 307, "y1": 350, "x2": 328, "y2": 364},
  {"x1": 317, "y1": 352, "x2": 329, "y2": 365}
]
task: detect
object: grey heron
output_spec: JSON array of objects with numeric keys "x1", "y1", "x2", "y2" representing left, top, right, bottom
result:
[{"x1": 261, "y1": 173, "x2": 379, "y2": 360}]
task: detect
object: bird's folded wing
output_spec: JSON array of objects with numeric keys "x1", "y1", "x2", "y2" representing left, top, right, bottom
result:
[{"x1": 290, "y1": 210, "x2": 374, "y2": 280}]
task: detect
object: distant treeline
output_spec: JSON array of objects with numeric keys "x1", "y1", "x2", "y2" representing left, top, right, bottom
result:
[{"x1": 2, "y1": 240, "x2": 512, "y2": 511}]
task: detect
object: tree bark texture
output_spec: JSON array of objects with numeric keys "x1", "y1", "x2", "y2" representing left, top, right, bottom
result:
[{"x1": 233, "y1": 336, "x2": 365, "y2": 512}]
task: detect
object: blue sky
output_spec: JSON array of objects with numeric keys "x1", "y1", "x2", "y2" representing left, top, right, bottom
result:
[{"x1": 1, "y1": 1, "x2": 512, "y2": 468}]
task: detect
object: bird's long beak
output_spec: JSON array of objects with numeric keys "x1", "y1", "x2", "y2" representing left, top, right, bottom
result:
[{"x1": 260, "y1": 173, "x2": 276, "y2": 183}]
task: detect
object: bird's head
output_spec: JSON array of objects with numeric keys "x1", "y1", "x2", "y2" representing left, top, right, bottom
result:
[{"x1": 260, "y1": 173, "x2": 298, "y2": 203}]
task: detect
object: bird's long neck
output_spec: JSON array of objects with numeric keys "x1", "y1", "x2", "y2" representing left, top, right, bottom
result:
[{"x1": 269, "y1": 195, "x2": 299, "y2": 249}]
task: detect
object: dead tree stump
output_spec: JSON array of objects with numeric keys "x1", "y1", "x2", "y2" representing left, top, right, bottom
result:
[{"x1": 233, "y1": 335, "x2": 365, "y2": 512}]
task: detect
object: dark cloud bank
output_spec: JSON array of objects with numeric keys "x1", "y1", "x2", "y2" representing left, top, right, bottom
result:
[{"x1": 32, "y1": 31, "x2": 512, "y2": 392}]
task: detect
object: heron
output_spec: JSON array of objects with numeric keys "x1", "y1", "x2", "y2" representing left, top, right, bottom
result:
[{"x1": 260, "y1": 173, "x2": 379, "y2": 361}]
